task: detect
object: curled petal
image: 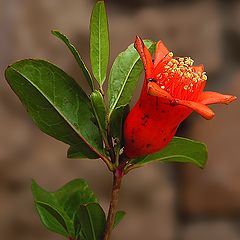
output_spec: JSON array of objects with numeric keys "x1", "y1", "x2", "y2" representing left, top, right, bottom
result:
[
  {"x1": 154, "y1": 41, "x2": 169, "y2": 67},
  {"x1": 134, "y1": 36, "x2": 153, "y2": 79},
  {"x1": 147, "y1": 82, "x2": 215, "y2": 119},
  {"x1": 176, "y1": 99, "x2": 215, "y2": 120},
  {"x1": 147, "y1": 82, "x2": 173, "y2": 101},
  {"x1": 191, "y1": 64, "x2": 204, "y2": 74},
  {"x1": 199, "y1": 91, "x2": 237, "y2": 105}
]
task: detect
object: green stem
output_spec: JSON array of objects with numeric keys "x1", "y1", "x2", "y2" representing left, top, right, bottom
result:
[
  {"x1": 106, "y1": 123, "x2": 116, "y2": 163},
  {"x1": 99, "y1": 86, "x2": 104, "y2": 96},
  {"x1": 124, "y1": 163, "x2": 140, "y2": 174},
  {"x1": 101, "y1": 155, "x2": 114, "y2": 172},
  {"x1": 103, "y1": 169, "x2": 123, "y2": 240}
]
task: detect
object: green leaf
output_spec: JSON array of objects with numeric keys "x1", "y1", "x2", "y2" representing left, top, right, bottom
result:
[
  {"x1": 68, "y1": 90, "x2": 107, "y2": 160},
  {"x1": 90, "y1": 1, "x2": 109, "y2": 86},
  {"x1": 113, "y1": 211, "x2": 126, "y2": 228},
  {"x1": 52, "y1": 30, "x2": 94, "y2": 90},
  {"x1": 35, "y1": 202, "x2": 68, "y2": 237},
  {"x1": 67, "y1": 145, "x2": 98, "y2": 160},
  {"x1": 90, "y1": 90, "x2": 107, "y2": 143},
  {"x1": 32, "y1": 179, "x2": 98, "y2": 238},
  {"x1": 5, "y1": 59, "x2": 104, "y2": 159},
  {"x1": 67, "y1": 146, "x2": 89, "y2": 159},
  {"x1": 67, "y1": 146, "x2": 86, "y2": 159},
  {"x1": 79, "y1": 203, "x2": 106, "y2": 240},
  {"x1": 108, "y1": 40, "x2": 155, "y2": 116},
  {"x1": 129, "y1": 137, "x2": 208, "y2": 169}
]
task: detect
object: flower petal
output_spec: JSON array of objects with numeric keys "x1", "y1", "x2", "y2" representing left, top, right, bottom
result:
[
  {"x1": 147, "y1": 82, "x2": 173, "y2": 101},
  {"x1": 191, "y1": 64, "x2": 204, "y2": 73},
  {"x1": 154, "y1": 41, "x2": 169, "y2": 67},
  {"x1": 134, "y1": 36, "x2": 153, "y2": 79},
  {"x1": 199, "y1": 91, "x2": 237, "y2": 105},
  {"x1": 176, "y1": 99, "x2": 215, "y2": 120},
  {"x1": 147, "y1": 82, "x2": 215, "y2": 119}
]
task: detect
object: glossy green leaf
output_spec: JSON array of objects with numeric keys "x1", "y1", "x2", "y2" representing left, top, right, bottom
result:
[
  {"x1": 113, "y1": 211, "x2": 126, "y2": 228},
  {"x1": 78, "y1": 203, "x2": 106, "y2": 240},
  {"x1": 52, "y1": 30, "x2": 94, "y2": 90},
  {"x1": 90, "y1": 1, "x2": 109, "y2": 86},
  {"x1": 108, "y1": 40, "x2": 155, "y2": 115},
  {"x1": 35, "y1": 202, "x2": 68, "y2": 237},
  {"x1": 90, "y1": 90, "x2": 107, "y2": 143},
  {"x1": 5, "y1": 59, "x2": 104, "y2": 159},
  {"x1": 32, "y1": 179, "x2": 98, "y2": 238},
  {"x1": 67, "y1": 146, "x2": 86, "y2": 159},
  {"x1": 67, "y1": 145, "x2": 98, "y2": 160},
  {"x1": 67, "y1": 90, "x2": 107, "y2": 159},
  {"x1": 129, "y1": 137, "x2": 208, "y2": 169}
]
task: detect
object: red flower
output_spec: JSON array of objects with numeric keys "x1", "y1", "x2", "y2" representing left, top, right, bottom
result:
[{"x1": 123, "y1": 36, "x2": 237, "y2": 159}]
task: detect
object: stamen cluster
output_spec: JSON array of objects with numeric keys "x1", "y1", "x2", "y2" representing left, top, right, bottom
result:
[{"x1": 155, "y1": 52, "x2": 208, "y2": 101}]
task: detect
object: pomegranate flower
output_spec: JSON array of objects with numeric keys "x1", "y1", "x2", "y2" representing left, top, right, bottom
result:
[{"x1": 123, "y1": 36, "x2": 236, "y2": 159}]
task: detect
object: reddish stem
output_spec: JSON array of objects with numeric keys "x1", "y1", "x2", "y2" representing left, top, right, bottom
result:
[{"x1": 103, "y1": 169, "x2": 123, "y2": 240}]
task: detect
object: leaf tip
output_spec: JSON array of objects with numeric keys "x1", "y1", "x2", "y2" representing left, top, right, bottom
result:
[{"x1": 51, "y1": 29, "x2": 63, "y2": 38}]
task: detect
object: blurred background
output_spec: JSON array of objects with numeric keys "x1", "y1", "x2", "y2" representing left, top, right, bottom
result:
[{"x1": 0, "y1": 0, "x2": 239, "y2": 239}]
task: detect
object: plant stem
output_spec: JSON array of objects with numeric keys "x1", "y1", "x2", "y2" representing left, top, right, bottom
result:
[
  {"x1": 106, "y1": 124, "x2": 116, "y2": 164},
  {"x1": 103, "y1": 169, "x2": 123, "y2": 240}
]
